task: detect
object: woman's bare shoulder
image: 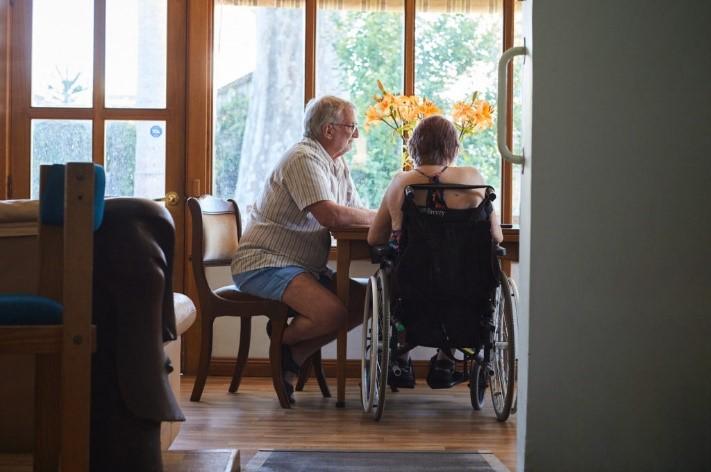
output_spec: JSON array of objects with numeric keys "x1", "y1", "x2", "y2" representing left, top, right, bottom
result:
[
  {"x1": 384, "y1": 171, "x2": 409, "y2": 197},
  {"x1": 448, "y1": 165, "x2": 485, "y2": 184},
  {"x1": 389, "y1": 170, "x2": 425, "y2": 188}
]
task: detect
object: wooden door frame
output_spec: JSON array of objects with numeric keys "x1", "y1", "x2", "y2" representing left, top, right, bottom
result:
[
  {"x1": 184, "y1": 0, "x2": 213, "y2": 373},
  {"x1": 0, "y1": 0, "x2": 9, "y2": 198}
]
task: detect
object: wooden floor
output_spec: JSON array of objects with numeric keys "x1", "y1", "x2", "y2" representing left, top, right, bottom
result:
[{"x1": 172, "y1": 376, "x2": 517, "y2": 470}]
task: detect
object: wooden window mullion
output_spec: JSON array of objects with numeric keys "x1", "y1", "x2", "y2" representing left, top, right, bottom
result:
[
  {"x1": 9, "y1": 0, "x2": 31, "y2": 198},
  {"x1": 305, "y1": 0, "x2": 316, "y2": 105},
  {"x1": 93, "y1": 0, "x2": 106, "y2": 166},
  {"x1": 0, "y1": 0, "x2": 9, "y2": 198},
  {"x1": 403, "y1": 0, "x2": 415, "y2": 95}
]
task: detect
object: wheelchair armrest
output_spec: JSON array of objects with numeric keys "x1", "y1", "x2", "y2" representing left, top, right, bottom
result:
[
  {"x1": 495, "y1": 245, "x2": 507, "y2": 257},
  {"x1": 370, "y1": 245, "x2": 395, "y2": 263}
]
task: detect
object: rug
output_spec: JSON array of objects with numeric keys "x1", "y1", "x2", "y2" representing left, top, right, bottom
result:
[{"x1": 245, "y1": 449, "x2": 509, "y2": 472}]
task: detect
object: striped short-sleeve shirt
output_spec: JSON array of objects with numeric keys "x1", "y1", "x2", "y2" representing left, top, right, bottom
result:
[{"x1": 231, "y1": 137, "x2": 363, "y2": 276}]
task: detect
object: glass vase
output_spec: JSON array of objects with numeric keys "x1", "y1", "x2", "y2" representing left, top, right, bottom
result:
[{"x1": 401, "y1": 140, "x2": 413, "y2": 171}]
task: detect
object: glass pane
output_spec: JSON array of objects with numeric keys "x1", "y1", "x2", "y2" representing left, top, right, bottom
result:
[
  {"x1": 31, "y1": 0, "x2": 93, "y2": 107},
  {"x1": 30, "y1": 120, "x2": 92, "y2": 198},
  {"x1": 511, "y1": 1, "x2": 524, "y2": 224},
  {"x1": 105, "y1": 120, "x2": 166, "y2": 198},
  {"x1": 106, "y1": 0, "x2": 167, "y2": 108},
  {"x1": 316, "y1": 1, "x2": 405, "y2": 209},
  {"x1": 212, "y1": 2, "x2": 305, "y2": 215},
  {"x1": 414, "y1": 0, "x2": 503, "y2": 214}
]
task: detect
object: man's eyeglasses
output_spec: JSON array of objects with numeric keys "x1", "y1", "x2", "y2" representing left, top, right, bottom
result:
[{"x1": 331, "y1": 122, "x2": 358, "y2": 132}]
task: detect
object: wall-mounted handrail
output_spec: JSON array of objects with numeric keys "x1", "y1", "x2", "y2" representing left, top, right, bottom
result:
[{"x1": 497, "y1": 46, "x2": 528, "y2": 166}]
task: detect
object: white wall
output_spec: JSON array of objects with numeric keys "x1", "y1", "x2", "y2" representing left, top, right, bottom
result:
[{"x1": 523, "y1": 1, "x2": 711, "y2": 470}]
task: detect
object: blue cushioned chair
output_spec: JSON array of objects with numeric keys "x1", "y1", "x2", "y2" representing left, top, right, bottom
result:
[{"x1": 0, "y1": 162, "x2": 104, "y2": 472}]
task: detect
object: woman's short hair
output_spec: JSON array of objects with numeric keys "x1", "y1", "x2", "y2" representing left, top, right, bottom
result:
[
  {"x1": 408, "y1": 115, "x2": 459, "y2": 166},
  {"x1": 303, "y1": 96, "x2": 355, "y2": 140}
]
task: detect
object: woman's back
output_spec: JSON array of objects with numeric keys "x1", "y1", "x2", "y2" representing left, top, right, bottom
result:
[
  {"x1": 367, "y1": 115, "x2": 502, "y2": 246},
  {"x1": 388, "y1": 165, "x2": 487, "y2": 231}
]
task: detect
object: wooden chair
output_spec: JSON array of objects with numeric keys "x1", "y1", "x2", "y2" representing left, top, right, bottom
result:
[
  {"x1": 187, "y1": 195, "x2": 329, "y2": 409},
  {"x1": 0, "y1": 163, "x2": 103, "y2": 471}
]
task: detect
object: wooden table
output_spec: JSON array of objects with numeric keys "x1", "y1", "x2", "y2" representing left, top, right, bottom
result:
[{"x1": 330, "y1": 225, "x2": 519, "y2": 407}]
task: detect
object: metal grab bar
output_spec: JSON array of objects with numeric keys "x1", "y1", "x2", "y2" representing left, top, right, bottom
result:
[{"x1": 497, "y1": 46, "x2": 528, "y2": 166}]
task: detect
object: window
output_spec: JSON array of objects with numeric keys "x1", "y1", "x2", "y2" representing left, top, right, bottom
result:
[
  {"x1": 414, "y1": 1, "x2": 503, "y2": 214},
  {"x1": 315, "y1": 1, "x2": 405, "y2": 209},
  {"x1": 511, "y1": 0, "x2": 524, "y2": 224},
  {"x1": 31, "y1": 0, "x2": 93, "y2": 108},
  {"x1": 212, "y1": 0, "x2": 515, "y2": 219},
  {"x1": 31, "y1": 120, "x2": 92, "y2": 197},
  {"x1": 212, "y1": 1, "x2": 305, "y2": 214}
]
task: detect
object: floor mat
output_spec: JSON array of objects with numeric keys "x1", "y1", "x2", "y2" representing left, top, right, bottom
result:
[{"x1": 245, "y1": 449, "x2": 509, "y2": 472}]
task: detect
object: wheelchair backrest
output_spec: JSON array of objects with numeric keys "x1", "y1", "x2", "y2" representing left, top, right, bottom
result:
[{"x1": 391, "y1": 183, "x2": 500, "y2": 349}]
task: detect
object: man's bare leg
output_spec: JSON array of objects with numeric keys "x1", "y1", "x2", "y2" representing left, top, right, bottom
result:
[{"x1": 281, "y1": 274, "x2": 366, "y2": 365}]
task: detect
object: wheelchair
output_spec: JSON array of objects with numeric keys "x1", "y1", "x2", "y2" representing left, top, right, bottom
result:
[{"x1": 360, "y1": 183, "x2": 518, "y2": 422}]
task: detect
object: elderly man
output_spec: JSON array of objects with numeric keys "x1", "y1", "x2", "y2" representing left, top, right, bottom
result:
[{"x1": 231, "y1": 95, "x2": 375, "y2": 401}]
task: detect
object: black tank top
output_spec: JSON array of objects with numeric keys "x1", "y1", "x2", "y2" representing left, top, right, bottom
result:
[{"x1": 414, "y1": 166, "x2": 448, "y2": 209}]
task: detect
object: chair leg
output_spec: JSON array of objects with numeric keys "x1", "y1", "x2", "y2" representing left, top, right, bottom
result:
[
  {"x1": 269, "y1": 314, "x2": 291, "y2": 408},
  {"x1": 312, "y1": 350, "x2": 331, "y2": 398},
  {"x1": 295, "y1": 357, "x2": 312, "y2": 391},
  {"x1": 34, "y1": 354, "x2": 60, "y2": 472},
  {"x1": 229, "y1": 317, "x2": 252, "y2": 393},
  {"x1": 190, "y1": 314, "x2": 215, "y2": 402}
]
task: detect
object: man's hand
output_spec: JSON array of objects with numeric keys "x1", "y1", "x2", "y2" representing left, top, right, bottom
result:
[{"x1": 307, "y1": 200, "x2": 375, "y2": 228}]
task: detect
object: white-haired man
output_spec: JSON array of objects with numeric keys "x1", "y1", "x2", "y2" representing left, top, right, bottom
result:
[{"x1": 231, "y1": 96, "x2": 375, "y2": 402}]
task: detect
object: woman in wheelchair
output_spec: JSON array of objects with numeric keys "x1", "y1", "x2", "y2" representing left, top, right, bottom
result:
[{"x1": 367, "y1": 115, "x2": 503, "y2": 390}]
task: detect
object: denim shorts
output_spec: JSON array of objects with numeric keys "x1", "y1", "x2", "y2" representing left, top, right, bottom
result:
[{"x1": 232, "y1": 266, "x2": 332, "y2": 302}]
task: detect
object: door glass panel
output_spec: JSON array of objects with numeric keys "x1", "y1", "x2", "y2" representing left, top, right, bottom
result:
[
  {"x1": 105, "y1": 120, "x2": 166, "y2": 198},
  {"x1": 30, "y1": 119, "x2": 92, "y2": 198},
  {"x1": 511, "y1": 1, "x2": 524, "y2": 224},
  {"x1": 212, "y1": 1, "x2": 305, "y2": 215},
  {"x1": 31, "y1": 0, "x2": 93, "y2": 107},
  {"x1": 414, "y1": 0, "x2": 503, "y2": 214},
  {"x1": 105, "y1": 0, "x2": 167, "y2": 108},
  {"x1": 316, "y1": 0, "x2": 404, "y2": 210}
]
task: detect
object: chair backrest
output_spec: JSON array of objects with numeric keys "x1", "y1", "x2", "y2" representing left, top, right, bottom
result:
[
  {"x1": 187, "y1": 195, "x2": 241, "y2": 297},
  {"x1": 41, "y1": 162, "x2": 104, "y2": 470},
  {"x1": 38, "y1": 163, "x2": 104, "y2": 310},
  {"x1": 391, "y1": 183, "x2": 500, "y2": 349}
]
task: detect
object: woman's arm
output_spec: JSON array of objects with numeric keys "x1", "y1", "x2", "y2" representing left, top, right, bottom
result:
[
  {"x1": 366, "y1": 195, "x2": 392, "y2": 246},
  {"x1": 367, "y1": 174, "x2": 406, "y2": 246},
  {"x1": 490, "y1": 210, "x2": 504, "y2": 243}
]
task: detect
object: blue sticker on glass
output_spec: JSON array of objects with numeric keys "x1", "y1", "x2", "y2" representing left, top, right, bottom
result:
[{"x1": 150, "y1": 125, "x2": 163, "y2": 138}]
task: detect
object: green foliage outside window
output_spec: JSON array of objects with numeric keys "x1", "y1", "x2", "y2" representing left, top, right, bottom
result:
[
  {"x1": 31, "y1": 121, "x2": 92, "y2": 198},
  {"x1": 105, "y1": 122, "x2": 137, "y2": 196},
  {"x1": 214, "y1": 84, "x2": 250, "y2": 199},
  {"x1": 330, "y1": 11, "x2": 501, "y2": 208}
]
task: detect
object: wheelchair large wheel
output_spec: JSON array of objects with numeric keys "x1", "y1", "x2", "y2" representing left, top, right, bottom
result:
[
  {"x1": 360, "y1": 276, "x2": 377, "y2": 413},
  {"x1": 489, "y1": 272, "x2": 516, "y2": 422},
  {"x1": 360, "y1": 270, "x2": 391, "y2": 421}
]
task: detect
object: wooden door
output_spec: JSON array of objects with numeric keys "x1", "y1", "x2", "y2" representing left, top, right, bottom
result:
[{"x1": 7, "y1": 0, "x2": 187, "y2": 289}]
